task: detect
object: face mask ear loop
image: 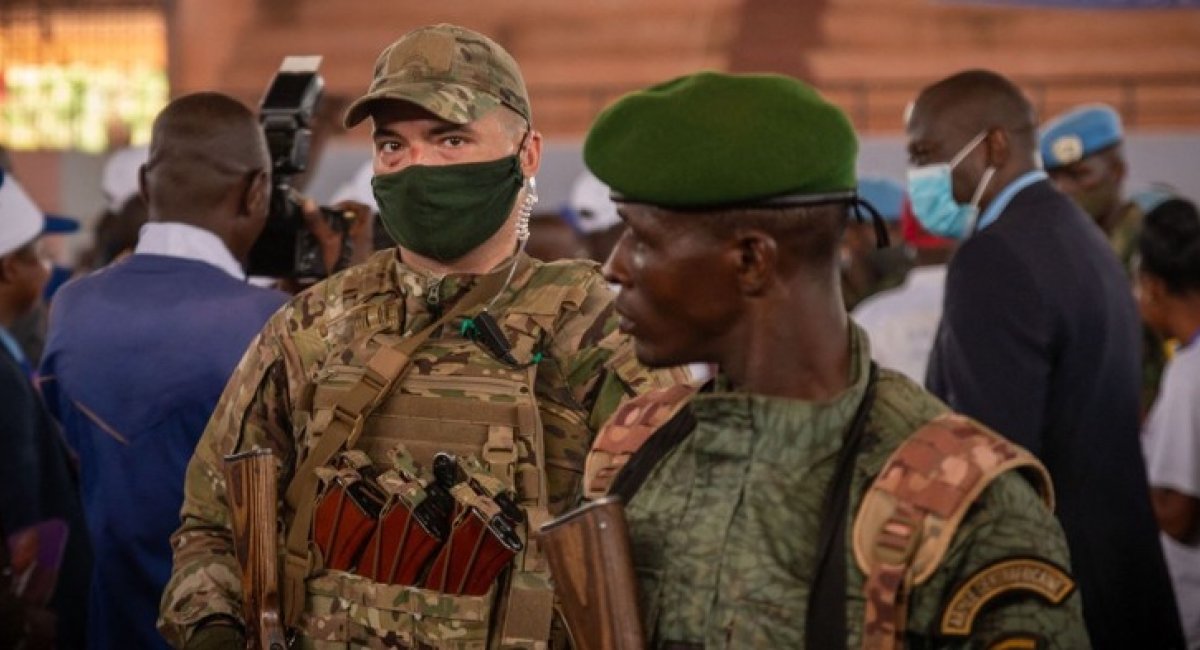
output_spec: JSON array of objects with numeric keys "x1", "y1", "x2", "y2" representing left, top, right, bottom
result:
[
  {"x1": 966, "y1": 166, "x2": 998, "y2": 236},
  {"x1": 949, "y1": 130, "x2": 990, "y2": 170},
  {"x1": 467, "y1": 124, "x2": 539, "y2": 344},
  {"x1": 854, "y1": 198, "x2": 891, "y2": 249}
]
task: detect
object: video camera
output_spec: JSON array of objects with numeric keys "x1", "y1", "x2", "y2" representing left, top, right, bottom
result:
[{"x1": 246, "y1": 55, "x2": 351, "y2": 279}]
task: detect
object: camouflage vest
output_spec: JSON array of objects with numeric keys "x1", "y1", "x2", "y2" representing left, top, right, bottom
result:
[{"x1": 291, "y1": 261, "x2": 592, "y2": 649}]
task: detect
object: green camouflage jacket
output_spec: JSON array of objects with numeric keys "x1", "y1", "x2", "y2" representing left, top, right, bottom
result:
[
  {"x1": 624, "y1": 327, "x2": 1090, "y2": 649},
  {"x1": 1105, "y1": 200, "x2": 1168, "y2": 416},
  {"x1": 158, "y1": 249, "x2": 682, "y2": 648},
  {"x1": 1108, "y1": 200, "x2": 1144, "y2": 272}
]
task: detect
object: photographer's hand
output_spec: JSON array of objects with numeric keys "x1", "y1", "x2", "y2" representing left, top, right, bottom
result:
[
  {"x1": 300, "y1": 198, "x2": 345, "y2": 274},
  {"x1": 332, "y1": 200, "x2": 377, "y2": 265},
  {"x1": 300, "y1": 199, "x2": 376, "y2": 273}
]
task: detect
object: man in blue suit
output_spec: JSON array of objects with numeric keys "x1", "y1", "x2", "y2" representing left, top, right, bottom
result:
[
  {"x1": 39, "y1": 92, "x2": 288, "y2": 649},
  {"x1": 907, "y1": 69, "x2": 1184, "y2": 650}
]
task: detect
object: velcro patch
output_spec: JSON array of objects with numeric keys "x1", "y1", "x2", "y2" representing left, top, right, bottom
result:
[{"x1": 939, "y1": 558, "x2": 1075, "y2": 636}]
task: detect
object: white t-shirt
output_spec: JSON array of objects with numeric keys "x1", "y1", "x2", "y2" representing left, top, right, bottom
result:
[
  {"x1": 851, "y1": 265, "x2": 946, "y2": 384},
  {"x1": 1142, "y1": 339, "x2": 1200, "y2": 649}
]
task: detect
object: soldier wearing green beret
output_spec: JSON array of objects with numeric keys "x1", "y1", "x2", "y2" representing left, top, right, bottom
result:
[
  {"x1": 580, "y1": 71, "x2": 1089, "y2": 649},
  {"x1": 157, "y1": 24, "x2": 685, "y2": 649}
]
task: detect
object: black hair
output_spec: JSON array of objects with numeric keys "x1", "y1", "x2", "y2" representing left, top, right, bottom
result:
[
  {"x1": 1138, "y1": 197, "x2": 1200, "y2": 295},
  {"x1": 916, "y1": 69, "x2": 1038, "y2": 149},
  {"x1": 145, "y1": 92, "x2": 267, "y2": 217}
]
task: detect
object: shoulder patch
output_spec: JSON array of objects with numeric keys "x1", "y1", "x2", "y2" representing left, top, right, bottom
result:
[
  {"x1": 582, "y1": 383, "x2": 697, "y2": 499},
  {"x1": 939, "y1": 557, "x2": 1075, "y2": 637}
]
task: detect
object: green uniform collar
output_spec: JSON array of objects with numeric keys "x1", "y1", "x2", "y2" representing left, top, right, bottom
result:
[{"x1": 690, "y1": 325, "x2": 872, "y2": 457}]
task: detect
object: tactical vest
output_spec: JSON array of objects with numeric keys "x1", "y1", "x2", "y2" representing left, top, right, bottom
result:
[
  {"x1": 290, "y1": 264, "x2": 592, "y2": 649},
  {"x1": 583, "y1": 388, "x2": 1053, "y2": 650}
]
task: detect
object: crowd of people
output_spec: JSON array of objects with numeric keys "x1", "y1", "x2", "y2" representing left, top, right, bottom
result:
[{"x1": 0, "y1": 21, "x2": 1196, "y2": 650}]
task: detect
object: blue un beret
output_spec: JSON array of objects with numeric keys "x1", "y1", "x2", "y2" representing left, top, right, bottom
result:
[
  {"x1": 1039, "y1": 104, "x2": 1123, "y2": 171},
  {"x1": 856, "y1": 177, "x2": 904, "y2": 223}
]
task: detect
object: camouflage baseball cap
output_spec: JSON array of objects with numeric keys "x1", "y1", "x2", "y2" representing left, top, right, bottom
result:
[{"x1": 343, "y1": 24, "x2": 531, "y2": 128}]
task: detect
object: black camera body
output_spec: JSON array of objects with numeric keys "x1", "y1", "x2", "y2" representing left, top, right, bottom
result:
[{"x1": 246, "y1": 55, "x2": 350, "y2": 279}]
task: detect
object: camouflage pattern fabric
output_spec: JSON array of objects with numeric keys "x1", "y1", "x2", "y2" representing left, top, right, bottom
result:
[
  {"x1": 1107, "y1": 201, "x2": 1144, "y2": 272},
  {"x1": 157, "y1": 248, "x2": 684, "y2": 647},
  {"x1": 344, "y1": 24, "x2": 531, "y2": 129},
  {"x1": 852, "y1": 414, "x2": 1056, "y2": 650},
  {"x1": 582, "y1": 383, "x2": 698, "y2": 500},
  {"x1": 1104, "y1": 200, "x2": 1166, "y2": 418},
  {"x1": 621, "y1": 326, "x2": 1089, "y2": 649}
]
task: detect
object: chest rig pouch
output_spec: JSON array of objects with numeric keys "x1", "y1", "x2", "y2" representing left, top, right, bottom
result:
[{"x1": 284, "y1": 266, "x2": 586, "y2": 649}]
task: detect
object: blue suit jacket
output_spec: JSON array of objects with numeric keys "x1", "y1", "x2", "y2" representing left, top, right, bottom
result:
[
  {"x1": 40, "y1": 254, "x2": 286, "y2": 649},
  {"x1": 927, "y1": 180, "x2": 1184, "y2": 649}
]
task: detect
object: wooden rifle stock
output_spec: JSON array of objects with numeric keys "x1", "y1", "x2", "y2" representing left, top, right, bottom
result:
[
  {"x1": 225, "y1": 449, "x2": 288, "y2": 650},
  {"x1": 536, "y1": 496, "x2": 645, "y2": 650}
]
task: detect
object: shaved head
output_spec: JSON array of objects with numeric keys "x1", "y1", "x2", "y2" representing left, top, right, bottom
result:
[
  {"x1": 144, "y1": 92, "x2": 270, "y2": 219},
  {"x1": 911, "y1": 69, "x2": 1037, "y2": 151},
  {"x1": 906, "y1": 70, "x2": 1040, "y2": 209}
]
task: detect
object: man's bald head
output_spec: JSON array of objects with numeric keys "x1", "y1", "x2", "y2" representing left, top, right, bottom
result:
[
  {"x1": 911, "y1": 70, "x2": 1038, "y2": 153},
  {"x1": 906, "y1": 70, "x2": 1040, "y2": 210},
  {"x1": 144, "y1": 92, "x2": 270, "y2": 220}
]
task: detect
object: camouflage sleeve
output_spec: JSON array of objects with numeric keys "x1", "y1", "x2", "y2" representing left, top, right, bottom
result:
[
  {"x1": 157, "y1": 314, "x2": 300, "y2": 647},
  {"x1": 540, "y1": 271, "x2": 687, "y2": 512},
  {"x1": 550, "y1": 275, "x2": 686, "y2": 431},
  {"x1": 906, "y1": 473, "x2": 1090, "y2": 649}
]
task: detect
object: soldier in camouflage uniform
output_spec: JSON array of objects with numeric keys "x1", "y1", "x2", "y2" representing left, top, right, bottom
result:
[
  {"x1": 1039, "y1": 103, "x2": 1168, "y2": 416},
  {"x1": 158, "y1": 24, "x2": 683, "y2": 649},
  {"x1": 1040, "y1": 104, "x2": 1143, "y2": 268},
  {"x1": 580, "y1": 72, "x2": 1090, "y2": 649}
]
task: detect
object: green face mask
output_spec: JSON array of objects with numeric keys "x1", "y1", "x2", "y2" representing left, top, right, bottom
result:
[{"x1": 373, "y1": 155, "x2": 524, "y2": 262}]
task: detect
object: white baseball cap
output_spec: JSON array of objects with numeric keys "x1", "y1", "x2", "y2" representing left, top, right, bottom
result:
[
  {"x1": 0, "y1": 170, "x2": 45, "y2": 258},
  {"x1": 102, "y1": 145, "x2": 149, "y2": 212},
  {"x1": 569, "y1": 171, "x2": 621, "y2": 235}
]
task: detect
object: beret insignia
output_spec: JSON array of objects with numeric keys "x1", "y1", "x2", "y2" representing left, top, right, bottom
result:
[{"x1": 1050, "y1": 135, "x2": 1085, "y2": 166}]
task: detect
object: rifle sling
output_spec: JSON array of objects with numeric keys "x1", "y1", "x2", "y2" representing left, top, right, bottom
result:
[
  {"x1": 608, "y1": 403, "x2": 698, "y2": 504},
  {"x1": 806, "y1": 362, "x2": 879, "y2": 650},
  {"x1": 278, "y1": 257, "x2": 529, "y2": 629}
]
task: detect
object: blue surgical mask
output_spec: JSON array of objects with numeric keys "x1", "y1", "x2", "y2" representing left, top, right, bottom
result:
[{"x1": 907, "y1": 131, "x2": 996, "y2": 240}]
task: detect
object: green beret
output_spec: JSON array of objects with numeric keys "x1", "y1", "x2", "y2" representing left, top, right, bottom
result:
[{"x1": 584, "y1": 71, "x2": 858, "y2": 209}]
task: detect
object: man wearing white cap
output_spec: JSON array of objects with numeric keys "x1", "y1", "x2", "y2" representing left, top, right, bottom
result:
[
  {"x1": 0, "y1": 169, "x2": 92, "y2": 649},
  {"x1": 568, "y1": 170, "x2": 625, "y2": 262}
]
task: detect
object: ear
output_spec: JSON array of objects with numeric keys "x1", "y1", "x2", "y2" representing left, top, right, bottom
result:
[
  {"x1": 731, "y1": 229, "x2": 778, "y2": 297},
  {"x1": 1141, "y1": 272, "x2": 1169, "y2": 305},
  {"x1": 240, "y1": 170, "x2": 270, "y2": 219},
  {"x1": 984, "y1": 128, "x2": 1010, "y2": 169},
  {"x1": 0, "y1": 253, "x2": 16, "y2": 283},
  {"x1": 519, "y1": 128, "x2": 543, "y2": 178},
  {"x1": 138, "y1": 163, "x2": 150, "y2": 206}
]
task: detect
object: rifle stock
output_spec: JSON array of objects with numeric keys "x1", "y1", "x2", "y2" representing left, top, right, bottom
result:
[
  {"x1": 536, "y1": 496, "x2": 645, "y2": 650},
  {"x1": 225, "y1": 449, "x2": 288, "y2": 650}
]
